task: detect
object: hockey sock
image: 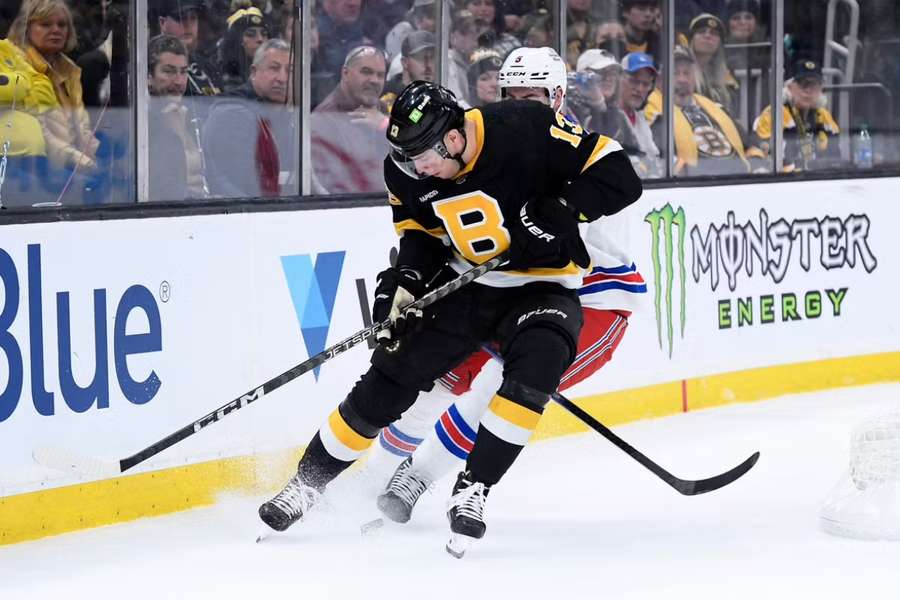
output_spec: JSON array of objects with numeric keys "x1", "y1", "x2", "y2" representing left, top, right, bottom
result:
[{"x1": 466, "y1": 389, "x2": 545, "y2": 485}]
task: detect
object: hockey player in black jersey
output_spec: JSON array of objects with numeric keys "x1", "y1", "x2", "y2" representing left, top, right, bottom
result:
[{"x1": 259, "y1": 80, "x2": 642, "y2": 556}]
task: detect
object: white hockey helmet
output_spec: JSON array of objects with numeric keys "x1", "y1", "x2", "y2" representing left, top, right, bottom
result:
[{"x1": 498, "y1": 46, "x2": 568, "y2": 112}]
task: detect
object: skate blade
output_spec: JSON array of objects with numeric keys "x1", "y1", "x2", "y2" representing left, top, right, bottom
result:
[
  {"x1": 256, "y1": 524, "x2": 278, "y2": 543},
  {"x1": 445, "y1": 533, "x2": 476, "y2": 559}
]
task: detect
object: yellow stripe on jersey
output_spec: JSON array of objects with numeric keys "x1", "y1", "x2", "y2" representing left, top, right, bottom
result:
[
  {"x1": 393, "y1": 218, "x2": 447, "y2": 238},
  {"x1": 388, "y1": 192, "x2": 402, "y2": 206},
  {"x1": 327, "y1": 409, "x2": 374, "y2": 453},
  {"x1": 580, "y1": 136, "x2": 622, "y2": 173},
  {"x1": 488, "y1": 395, "x2": 542, "y2": 430},
  {"x1": 454, "y1": 109, "x2": 485, "y2": 179}
]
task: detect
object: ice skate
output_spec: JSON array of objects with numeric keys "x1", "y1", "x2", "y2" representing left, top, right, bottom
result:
[
  {"x1": 258, "y1": 473, "x2": 321, "y2": 536},
  {"x1": 376, "y1": 457, "x2": 433, "y2": 523},
  {"x1": 445, "y1": 471, "x2": 490, "y2": 558}
]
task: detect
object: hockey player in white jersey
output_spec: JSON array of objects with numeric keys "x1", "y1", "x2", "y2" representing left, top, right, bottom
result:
[{"x1": 364, "y1": 47, "x2": 647, "y2": 556}]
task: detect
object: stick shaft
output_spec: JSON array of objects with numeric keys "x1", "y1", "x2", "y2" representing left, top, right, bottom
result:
[{"x1": 119, "y1": 254, "x2": 507, "y2": 472}]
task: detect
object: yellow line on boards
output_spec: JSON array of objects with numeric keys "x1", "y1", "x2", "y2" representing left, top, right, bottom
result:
[{"x1": 3, "y1": 351, "x2": 899, "y2": 545}]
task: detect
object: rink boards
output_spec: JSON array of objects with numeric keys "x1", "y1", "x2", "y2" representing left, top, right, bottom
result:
[{"x1": 1, "y1": 177, "x2": 899, "y2": 544}]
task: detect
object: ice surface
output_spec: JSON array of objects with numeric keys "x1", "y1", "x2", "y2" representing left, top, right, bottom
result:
[{"x1": 3, "y1": 384, "x2": 900, "y2": 600}]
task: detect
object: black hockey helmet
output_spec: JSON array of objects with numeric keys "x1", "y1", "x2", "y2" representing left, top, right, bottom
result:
[{"x1": 387, "y1": 81, "x2": 467, "y2": 178}]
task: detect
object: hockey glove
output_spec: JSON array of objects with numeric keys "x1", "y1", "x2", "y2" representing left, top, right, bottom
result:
[
  {"x1": 372, "y1": 266, "x2": 426, "y2": 348},
  {"x1": 506, "y1": 198, "x2": 590, "y2": 270}
]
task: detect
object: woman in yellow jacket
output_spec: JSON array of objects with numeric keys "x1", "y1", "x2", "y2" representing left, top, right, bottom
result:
[
  {"x1": 0, "y1": 38, "x2": 58, "y2": 158},
  {"x1": 7, "y1": 0, "x2": 100, "y2": 171}
]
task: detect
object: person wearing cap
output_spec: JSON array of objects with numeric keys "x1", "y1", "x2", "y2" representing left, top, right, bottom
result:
[
  {"x1": 217, "y1": 4, "x2": 270, "y2": 92},
  {"x1": 654, "y1": 45, "x2": 764, "y2": 176},
  {"x1": 154, "y1": 0, "x2": 222, "y2": 98},
  {"x1": 688, "y1": 12, "x2": 739, "y2": 115},
  {"x1": 466, "y1": 48, "x2": 503, "y2": 107},
  {"x1": 752, "y1": 58, "x2": 839, "y2": 172},
  {"x1": 618, "y1": 52, "x2": 662, "y2": 177},
  {"x1": 570, "y1": 48, "x2": 635, "y2": 145},
  {"x1": 385, "y1": 0, "x2": 436, "y2": 62},
  {"x1": 381, "y1": 30, "x2": 436, "y2": 111},
  {"x1": 447, "y1": 10, "x2": 479, "y2": 107},
  {"x1": 621, "y1": 0, "x2": 660, "y2": 60}
]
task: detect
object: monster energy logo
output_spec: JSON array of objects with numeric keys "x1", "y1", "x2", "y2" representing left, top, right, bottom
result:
[{"x1": 645, "y1": 204, "x2": 687, "y2": 358}]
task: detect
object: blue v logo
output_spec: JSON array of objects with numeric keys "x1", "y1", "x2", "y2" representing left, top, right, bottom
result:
[{"x1": 280, "y1": 252, "x2": 345, "y2": 379}]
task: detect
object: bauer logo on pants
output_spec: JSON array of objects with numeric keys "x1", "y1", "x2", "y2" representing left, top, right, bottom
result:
[{"x1": 280, "y1": 252, "x2": 346, "y2": 380}]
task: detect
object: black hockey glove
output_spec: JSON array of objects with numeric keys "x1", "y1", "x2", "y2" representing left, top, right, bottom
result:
[
  {"x1": 372, "y1": 266, "x2": 426, "y2": 349},
  {"x1": 506, "y1": 198, "x2": 590, "y2": 270}
]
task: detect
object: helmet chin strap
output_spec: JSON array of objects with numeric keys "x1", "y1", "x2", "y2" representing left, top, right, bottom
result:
[{"x1": 434, "y1": 127, "x2": 468, "y2": 172}]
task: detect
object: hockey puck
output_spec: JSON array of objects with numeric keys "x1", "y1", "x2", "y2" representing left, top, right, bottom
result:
[{"x1": 360, "y1": 518, "x2": 384, "y2": 535}]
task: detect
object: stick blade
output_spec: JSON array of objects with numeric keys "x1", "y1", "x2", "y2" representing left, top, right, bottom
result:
[
  {"x1": 33, "y1": 445, "x2": 121, "y2": 477},
  {"x1": 674, "y1": 451, "x2": 761, "y2": 496}
]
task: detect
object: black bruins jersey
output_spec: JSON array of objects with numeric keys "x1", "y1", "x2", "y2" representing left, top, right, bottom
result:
[{"x1": 385, "y1": 100, "x2": 641, "y2": 289}]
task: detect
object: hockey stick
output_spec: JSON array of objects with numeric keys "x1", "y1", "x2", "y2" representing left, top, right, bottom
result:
[
  {"x1": 552, "y1": 393, "x2": 760, "y2": 495},
  {"x1": 34, "y1": 253, "x2": 508, "y2": 477}
]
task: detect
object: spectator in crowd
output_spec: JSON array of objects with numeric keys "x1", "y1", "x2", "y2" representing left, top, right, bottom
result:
[
  {"x1": 448, "y1": 10, "x2": 479, "y2": 106},
  {"x1": 314, "y1": 45, "x2": 387, "y2": 119},
  {"x1": 723, "y1": 0, "x2": 767, "y2": 70},
  {"x1": 385, "y1": 0, "x2": 435, "y2": 61},
  {"x1": 572, "y1": 48, "x2": 635, "y2": 144},
  {"x1": 466, "y1": 48, "x2": 503, "y2": 107},
  {"x1": 463, "y1": 0, "x2": 520, "y2": 58},
  {"x1": 688, "y1": 13, "x2": 739, "y2": 114},
  {"x1": 381, "y1": 30, "x2": 435, "y2": 109},
  {"x1": 8, "y1": 0, "x2": 100, "y2": 173},
  {"x1": 622, "y1": 0, "x2": 660, "y2": 61},
  {"x1": 676, "y1": 0, "x2": 727, "y2": 35},
  {"x1": 655, "y1": 45, "x2": 764, "y2": 176},
  {"x1": 154, "y1": 0, "x2": 222, "y2": 98},
  {"x1": 315, "y1": 0, "x2": 371, "y2": 98},
  {"x1": 518, "y1": 8, "x2": 553, "y2": 49},
  {"x1": 218, "y1": 4, "x2": 270, "y2": 92},
  {"x1": 147, "y1": 34, "x2": 207, "y2": 201},
  {"x1": 618, "y1": 51, "x2": 663, "y2": 177},
  {"x1": 752, "y1": 58, "x2": 839, "y2": 172},
  {"x1": 566, "y1": 0, "x2": 599, "y2": 67},
  {"x1": 202, "y1": 38, "x2": 294, "y2": 197},
  {"x1": 311, "y1": 45, "x2": 389, "y2": 194},
  {"x1": 0, "y1": 37, "x2": 57, "y2": 206}
]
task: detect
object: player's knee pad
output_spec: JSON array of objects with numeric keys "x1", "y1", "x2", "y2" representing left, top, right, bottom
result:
[{"x1": 503, "y1": 325, "x2": 574, "y2": 393}]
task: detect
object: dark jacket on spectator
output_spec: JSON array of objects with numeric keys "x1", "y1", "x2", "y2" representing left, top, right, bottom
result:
[
  {"x1": 313, "y1": 12, "x2": 371, "y2": 98},
  {"x1": 202, "y1": 82, "x2": 294, "y2": 198}
]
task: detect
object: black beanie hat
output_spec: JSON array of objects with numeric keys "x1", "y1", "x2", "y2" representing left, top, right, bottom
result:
[{"x1": 725, "y1": 0, "x2": 760, "y2": 21}]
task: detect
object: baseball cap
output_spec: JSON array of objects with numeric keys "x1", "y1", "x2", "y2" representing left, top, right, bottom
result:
[
  {"x1": 689, "y1": 13, "x2": 726, "y2": 38},
  {"x1": 402, "y1": 30, "x2": 436, "y2": 58},
  {"x1": 575, "y1": 48, "x2": 622, "y2": 73},
  {"x1": 413, "y1": 0, "x2": 436, "y2": 8},
  {"x1": 791, "y1": 58, "x2": 823, "y2": 81},
  {"x1": 156, "y1": 0, "x2": 206, "y2": 19},
  {"x1": 621, "y1": 52, "x2": 657, "y2": 74}
]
